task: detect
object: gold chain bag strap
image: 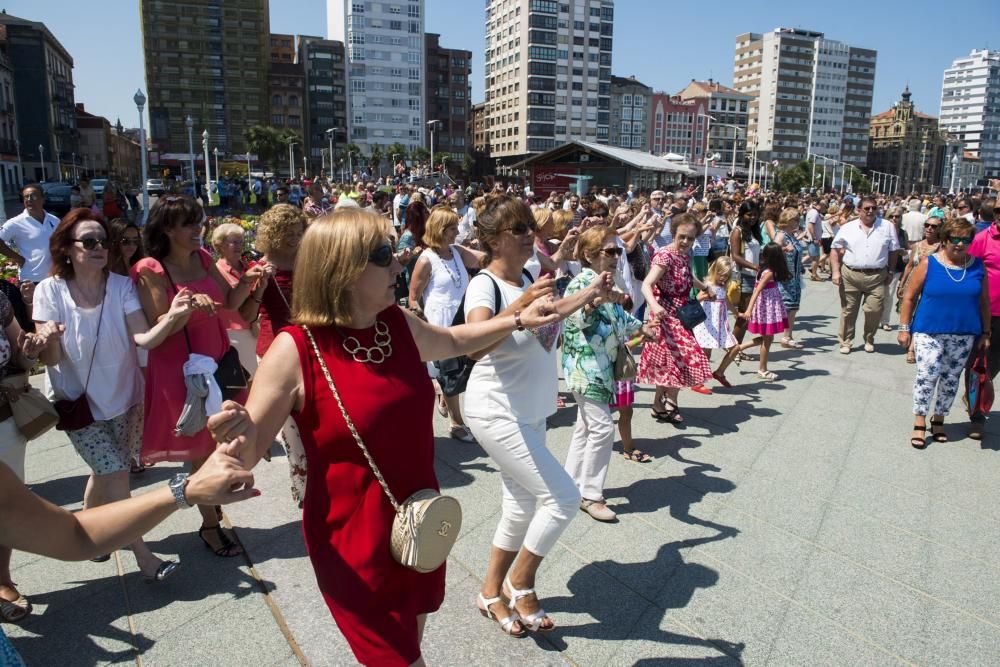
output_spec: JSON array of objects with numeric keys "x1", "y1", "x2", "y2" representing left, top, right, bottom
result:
[{"x1": 301, "y1": 324, "x2": 462, "y2": 573}]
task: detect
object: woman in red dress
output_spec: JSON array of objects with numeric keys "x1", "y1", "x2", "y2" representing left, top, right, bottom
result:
[
  {"x1": 637, "y1": 212, "x2": 713, "y2": 423},
  {"x1": 208, "y1": 209, "x2": 559, "y2": 666}
]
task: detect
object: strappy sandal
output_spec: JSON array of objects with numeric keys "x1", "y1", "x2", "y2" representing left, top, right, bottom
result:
[
  {"x1": 659, "y1": 400, "x2": 684, "y2": 424},
  {"x1": 780, "y1": 338, "x2": 804, "y2": 349},
  {"x1": 910, "y1": 424, "x2": 928, "y2": 450},
  {"x1": 929, "y1": 419, "x2": 948, "y2": 443},
  {"x1": 622, "y1": 447, "x2": 653, "y2": 463},
  {"x1": 0, "y1": 583, "x2": 31, "y2": 623},
  {"x1": 503, "y1": 576, "x2": 553, "y2": 632},
  {"x1": 476, "y1": 593, "x2": 526, "y2": 638},
  {"x1": 198, "y1": 525, "x2": 243, "y2": 558},
  {"x1": 757, "y1": 370, "x2": 778, "y2": 381}
]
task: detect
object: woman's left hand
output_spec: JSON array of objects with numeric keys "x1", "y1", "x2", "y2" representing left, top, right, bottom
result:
[
  {"x1": 589, "y1": 271, "x2": 614, "y2": 302},
  {"x1": 978, "y1": 334, "x2": 991, "y2": 350},
  {"x1": 640, "y1": 320, "x2": 659, "y2": 341},
  {"x1": 208, "y1": 400, "x2": 254, "y2": 446}
]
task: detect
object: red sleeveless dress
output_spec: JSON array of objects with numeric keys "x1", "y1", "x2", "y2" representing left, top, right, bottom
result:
[{"x1": 283, "y1": 305, "x2": 445, "y2": 667}]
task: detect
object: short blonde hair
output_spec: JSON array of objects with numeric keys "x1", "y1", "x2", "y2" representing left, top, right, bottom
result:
[
  {"x1": 778, "y1": 207, "x2": 799, "y2": 229},
  {"x1": 211, "y1": 223, "x2": 245, "y2": 251},
  {"x1": 423, "y1": 205, "x2": 461, "y2": 250},
  {"x1": 533, "y1": 207, "x2": 554, "y2": 239},
  {"x1": 256, "y1": 204, "x2": 307, "y2": 254},
  {"x1": 292, "y1": 209, "x2": 393, "y2": 327},
  {"x1": 576, "y1": 225, "x2": 616, "y2": 267},
  {"x1": 550, "y1": 209, "x2": 574, "y2": 240}
]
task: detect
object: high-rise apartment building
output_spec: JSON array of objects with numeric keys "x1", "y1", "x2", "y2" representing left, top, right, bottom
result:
[
  {"x1": 268, "y1": 34, "x2": 306, "y2": 172},
  {"x1": 425, "y1": 33, "x2": 472, "y2": 168},
  {"x1": 0, "y1": 12, "x2": 78, "y2": 183},
  {"x1": 678, "y1": 79, "x2": 751, "y2": 171},
  {"x1": 269, "y1": 33, "x2": 296, "y2": 64},
  {"x1": 328, "y1": 0, "x2": 425, "y2": 154},
  {"x1": 298, "y1": 36, "x2": 348, "y2": 176},
  {"x1": 939, "y1": 49, "x2": 1000, "y2": 180},
  {"x1": 140, "y1": 0, "x2": 269, "y2": 156},
  {"x1": 609, "y1": 75, "x2": 650, "y2": 151},
  {"x1": 484, "y1": 0, "x2": 614, "y2": 162},
  {"x1": 732, "y1": 28, "x2": 876, "y2": 167}
]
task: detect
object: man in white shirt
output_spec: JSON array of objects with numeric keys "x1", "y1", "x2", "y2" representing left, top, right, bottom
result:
[
  {"x1": 0, "y1": 184, "x2": 60, "y2": 283},
  {"x1": 900, "y1": 199, "x2": 926, "y2": 247},
  {"x1": 830, "y1": 195, "x2": 901, "y2": 354}
]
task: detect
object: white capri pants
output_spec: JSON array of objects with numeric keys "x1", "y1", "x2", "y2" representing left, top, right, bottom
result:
[
  {"x1": 565, "y1": 394, "x2": 616, "y2": 502},
  {"x1": 466, "y1": 415, "x2": 581, "y2": 557}
]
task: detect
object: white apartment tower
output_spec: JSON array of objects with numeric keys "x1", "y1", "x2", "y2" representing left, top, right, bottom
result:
[
  {"x1": 939, "y1": 49, "x2": 1000, "y2": 180},
  {"x1": 328, "y1": 0, "x2": 425, "y2": 154},
  {"x1": 733, "y1": 28, "x2": 876, "y2": 167},
  {"x1": 484, "y1": 0, "x2": 614, "y2": 161}
]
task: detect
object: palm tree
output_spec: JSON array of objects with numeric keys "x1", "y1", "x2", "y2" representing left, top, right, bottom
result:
[
  {"x1": 343, "y1": 143, "x2": 361, "y2": 179},
  {"x1": 243, "y1": 125, "x2": 284, "y2": 173},
  {"x1": 368, "y1": 143, "x2": 383, "y2": 177}
]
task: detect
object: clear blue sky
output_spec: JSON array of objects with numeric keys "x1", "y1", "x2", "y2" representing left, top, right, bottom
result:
[{"x1": 4, "y1": 0, "x2": 997, "y2": 131}]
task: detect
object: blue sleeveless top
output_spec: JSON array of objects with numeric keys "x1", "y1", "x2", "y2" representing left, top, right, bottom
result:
[{"x1": 912, "y1": 255, "x2": 984, "y2": 335}]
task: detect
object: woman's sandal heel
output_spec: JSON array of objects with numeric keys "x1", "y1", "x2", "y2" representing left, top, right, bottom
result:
[
  {"x1": 910, "y1": 424, "x2": 928, "y2": 449},
  {"x1": 475, "y1": 593, "x2": 526, "y2": 638},
  {"x1": 503, "y1": 576, "x2": 553, "y2": 633},
  {"x1": 929, "y1": 419, "x2": 948, "y2": 443}
]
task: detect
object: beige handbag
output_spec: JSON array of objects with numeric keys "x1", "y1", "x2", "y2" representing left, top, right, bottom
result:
[
  {"x1": 0, "y1": 374, "x2": 59, "y2": 440},
  {"x1": 302, "y1": 325, "x2": 462, "y2": 573}
]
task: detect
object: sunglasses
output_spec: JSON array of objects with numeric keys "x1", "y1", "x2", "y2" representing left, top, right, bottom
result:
[
  {"x1": 119, "y1": 238, "x2": 139, "y2": 246},
  {"x1": 73, "y1": 237, "x2": 112, "y2": 250},
  {"x1": 504, "y1": 220, "x2": 536, "y2": 236},
  {"x1": 599, "y1": 247, "x2": 623, "y2": 257},
  {"x1": 958, "y1": 204, "x2": 970, "y2": 210},
  {"x1": 947, "y1": 236, "x2": 974, "y2": 245},
  {"x1": 924, "y1": 223, "x2": 940, "y2": 229},
  {"x1": 860, "y1": 206, "x2": 876, "y2": 212},
  {"x1": 368, "y1": 244, "x2": 394, "y2": 267}
]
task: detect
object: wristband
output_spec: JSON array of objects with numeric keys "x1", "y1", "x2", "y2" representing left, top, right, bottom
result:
[
  {"x1": 898, "y1": 324, "x2": 910, "y2": 332},
  {"x1": 514, "y1": 310, "x2": 525, "y2": 331}
]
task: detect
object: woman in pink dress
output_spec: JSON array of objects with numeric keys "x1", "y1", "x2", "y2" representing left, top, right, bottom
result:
[
  {"x1": 131, "y1": 196, "x2": 267, "y2": 556},
  {"x1": 637, "y1": 212, "x2": 713, "y2": 424}
]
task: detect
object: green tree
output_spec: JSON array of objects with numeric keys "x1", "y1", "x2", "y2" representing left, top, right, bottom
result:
[
  {"x1": 462, "y1": 154, "x2": 475, "y2": 177},
  {"x1": 242, "y1": 125, "x2": 285, "y2": 173},
  {"x1": 773, "y1": 161, "x2": 815, "y2": 193},
  {"x1": 368, "y1": 143, "x2": 383, "y2": 176},
  {"x1": 410, "y1": 146, "x2": 430, "y2": 165},
  {"x1": 439, "y1": 154, "x2": 451, "y2": 174}
]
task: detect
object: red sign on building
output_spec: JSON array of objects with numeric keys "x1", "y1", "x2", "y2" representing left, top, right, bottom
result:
[{"x1": 532, "y1": 167, "x2": 578, "y2": 198}]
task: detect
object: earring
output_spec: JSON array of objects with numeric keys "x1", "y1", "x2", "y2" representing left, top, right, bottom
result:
[{"x1": 66, "y1": 257, "x2": 71, "y2": 263}]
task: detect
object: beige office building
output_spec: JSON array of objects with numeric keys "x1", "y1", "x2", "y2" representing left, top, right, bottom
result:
[
  {"x1": 733, "y1": 28, "x2": 876, "y2": 167},
  {"x1": 484, "y1": 0, "x2": 614, "y2": 162}
]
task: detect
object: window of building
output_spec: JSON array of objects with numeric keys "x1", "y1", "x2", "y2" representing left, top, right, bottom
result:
[{"x1": 272, "y1": 114, "x2": 284, "y2": 126}]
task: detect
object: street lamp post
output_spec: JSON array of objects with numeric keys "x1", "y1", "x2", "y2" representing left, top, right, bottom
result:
[
  {"x1": 14, "y1": 139, "x2": 22, "y2": 187},
  {"x1": 325, "y1": 128, "x2": 338, "y2": 183},
  {"x1": 185, "y1": 116, "x2": 196, "y2": 186},
  {"x1": 287, "y1": 139, "x2": 296, "y2": 181},
  {"x1": 202, "y1": 129, "x2": 212, "y2": 205},
  {"x1": 71, "y1": 152, "x2": 77, "y2": 180},
  {"x1": 427, "y1": 120, "x2": 441, "y2": 178},
  {"x1": 38, "y1": 144, "x2": 46, "y2": 181},
  {"x1": 134, "y1": 89, "x2": 149, "y2": 223},
  {"x1": 949, "y1": 154, "x2": 959, "y2": 194},
  {"x1": 302, "y1": 154, "x2": 307, "y2": 177},
  {"x1": 213, "y1": 147, "x2": 219, "y2": 186}
]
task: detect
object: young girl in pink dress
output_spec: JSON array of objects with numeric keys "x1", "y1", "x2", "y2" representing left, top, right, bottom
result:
[{"x1": 715, "y1": 243, "x2": 790, "y2": 382}]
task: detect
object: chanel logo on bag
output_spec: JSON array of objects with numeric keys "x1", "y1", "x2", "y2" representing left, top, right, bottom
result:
[{"x1": 437, "y1": 521, "x2": 452, "y2": 537}]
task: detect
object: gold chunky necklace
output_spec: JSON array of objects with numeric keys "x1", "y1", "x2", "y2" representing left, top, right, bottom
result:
[{"x1": 339, "y1": 320, "x2": 393, "y2": 364}]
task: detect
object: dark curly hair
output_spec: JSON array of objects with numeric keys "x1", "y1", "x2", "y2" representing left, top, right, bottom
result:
[
  {"x1": 143, "y1": 195, "x2": 204, "y2": 260},
  {"x1": 107, "y1": 218, "x2": 145, "y2": 276}
]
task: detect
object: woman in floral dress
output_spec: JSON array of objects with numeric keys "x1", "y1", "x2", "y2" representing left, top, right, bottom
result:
[{"x1": 638, "y1": 213, "x2": 713, "y2": 424}]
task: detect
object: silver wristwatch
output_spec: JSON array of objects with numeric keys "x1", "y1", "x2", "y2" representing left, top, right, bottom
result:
[{"x1": 169, "y1": 473, "x2": 193, "y2": 509}]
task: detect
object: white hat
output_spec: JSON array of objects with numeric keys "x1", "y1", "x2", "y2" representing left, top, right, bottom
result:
[{"x1": 335, "y1": 197, "x2": 360, "y2": 209}]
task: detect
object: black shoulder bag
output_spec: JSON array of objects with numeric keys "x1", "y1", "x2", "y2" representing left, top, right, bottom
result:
[
  {"x1": 162, "y1": 264, "x2": 249, "y2": 400},
  {"x1": 55, "y1": 284, "x2": 106, "y2": 431}
]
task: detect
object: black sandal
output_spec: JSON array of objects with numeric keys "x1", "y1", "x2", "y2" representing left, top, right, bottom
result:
[
  {"x1": 929, "y1": 419, "x2": 948, "y2": 443},
  {"x1": 653, "y1": 401, "x2": 684, "y2": 425},
  {"x1": 910, "y1": 424, "x2": 928, "y2": 449},
  {"x1": 198, "y1": 525, "x2": 243, "y2": 558}
]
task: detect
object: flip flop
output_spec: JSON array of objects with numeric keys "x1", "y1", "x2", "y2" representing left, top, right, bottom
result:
[
  {"x1": 622, "y1": 448, "x2": 653, "y2": 463},
  {"x1": 0, "y1": 594, "x2": 31, "y2": 623}
]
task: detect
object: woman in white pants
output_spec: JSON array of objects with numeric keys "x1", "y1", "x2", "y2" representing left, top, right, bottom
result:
[
  {"x1": 465, "y1": 195, "x2": 611, "y2": 637},
  {"x1": 561, "y1": 227, "x2": 656, "y2": 522}
]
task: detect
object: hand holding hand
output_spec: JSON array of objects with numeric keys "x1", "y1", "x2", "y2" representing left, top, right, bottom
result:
[
  {"x1": 167, "y1": 287, "x2": 197, "y2": 320},
  {"x1": 640, "y1": 320, "x2": 659, "y2": 341},
  {"x1": 395, "y1": 247, "x2": 413, "y2": 265},
  {"x1": 589, "y1": 271, "x2": 614, "y2": 303},
  {"x1": 897, "y1": 331, "x2": 911, "y2": 349},
  {"x1": 522, "y1": 277, "x2": 555, "y2": 304},
  {"x1": 649, "y1": 303, "x2": 667, "y2": 320},
  {"x1": 208, "y1": 400, "x2": 254, "y2": 445},
  {"x1": 978, "y1": 334, "x2": 991, "y2": 350},
  {"x1": 191, "y1": 293, "x2": 217, "y2": 314},
  {"x1": 18, "y1": 281, "x2": 35, "y2": 304},
  {"x1": 184, "y1": 441, "x2": 259, "y2": 506},
  {"x1": 831, "y1": 272, "x2": 841, "y2": 286},
  {"x1": 518, "y1": 294, "x2": 559, "y2": 329}
]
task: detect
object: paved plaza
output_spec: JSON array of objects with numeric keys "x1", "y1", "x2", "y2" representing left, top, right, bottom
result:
[{"x1": 7, "y1": 279, "x2": 1000, "y2": 666}]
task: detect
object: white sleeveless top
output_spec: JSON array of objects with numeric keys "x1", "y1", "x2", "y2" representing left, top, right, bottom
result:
[{"x1": 422, "y1": 245, "x2": 470, "y2": 328}]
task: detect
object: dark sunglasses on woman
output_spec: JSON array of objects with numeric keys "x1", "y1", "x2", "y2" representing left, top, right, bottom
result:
[
  {"x1": 947, "y1": 236, "x2": 974, "y2": 246},
  {"x1": 368, "y1": 244, "x2": 394, "y2": 267},
  {"x1": 505, "y1": 220, "x2": 536, "y2": 236},
  {"x1": 600, "y1": 247, "x2": 623, "y2": 257},
  {"x1": 73, "y1": 237, "x2": 112, "y2": 250}
]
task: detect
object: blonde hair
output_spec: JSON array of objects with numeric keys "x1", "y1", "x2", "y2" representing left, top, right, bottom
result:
[
  {"x1": 211, "y1": 223, "x2": 245, "y2": 251},
  {"x1": 778, "y1": 207, "x2": 799, "y2": 229},
  {"x1": 533, "y1": 207, "x2": 554, "y2": 239},
  {"x1": 706, "y1": 256, "x2": 733, "y2": 288},
  {"x1": 256, "y1": 204, "x2": 307, "y2": 254},
  {"x1": 423, "y1": 205, "x2": 461, "y2": 250},
  {"x1": 550, "y1": 209, "x2": 574, "y2": 240},
  {"x1": 292, "y1": 209, "x2": 393, "y2": 327},
  {"x1": 575, "y1": 226, "x2": 616, "y2": 267}
]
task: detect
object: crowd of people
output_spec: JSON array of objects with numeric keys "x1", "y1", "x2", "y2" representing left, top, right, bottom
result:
[{"x1": 0, "y1": 172, "x2": 998, "y2": 666}]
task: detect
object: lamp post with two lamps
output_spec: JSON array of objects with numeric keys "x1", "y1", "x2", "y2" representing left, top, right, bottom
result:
[
  {"x1": 38, "y1": 144, "x2": 46, "y2": 182},
  {"x1": 185, "y1": 116, "x2": 196, "y2": 188},
  {"x1": 326, "y1": 128, "x2": 338, "y2": 182},
  {"x1": 134, "y1": 89, "x2": 150, "y2": 222}
]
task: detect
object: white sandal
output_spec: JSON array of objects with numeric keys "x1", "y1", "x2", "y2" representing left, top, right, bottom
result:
[
  {"x1": 503, "y1": 576, "x2": 553, "y2": 632},
  {"x1": 476, "y1": 593, "x2": 526, "y2": 637}
]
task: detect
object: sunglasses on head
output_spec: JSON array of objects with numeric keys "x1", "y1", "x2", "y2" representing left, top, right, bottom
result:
[
  {"x1": 505, "y1": 220, "x2": 536, "y2": 236},
  {"x1": 73, "y1": 237, "x2": 111, "y2": 250},
  {"x1": 368, "y1": 244, "x2": 394, "y2": 267},
  {"x1": 947, "y1": 236, "x2": 974, "y2": 245},
  {"x1": 599, "y1": 247, "x2": 623, "y2": 257}
]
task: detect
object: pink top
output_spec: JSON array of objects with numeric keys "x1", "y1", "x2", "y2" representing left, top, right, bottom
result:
[
  {"x1": 969, "y1": 225, "x2": 1000, "y2": 316},
  {"x1": 130, "y1": 248, "x2": 236, "y2": 463},
  {"x1": 216, "y1": 258, "x2": 252, "y2": 331}
]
